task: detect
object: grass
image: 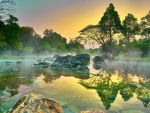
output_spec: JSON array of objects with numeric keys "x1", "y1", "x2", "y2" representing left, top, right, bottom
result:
[
  {"x1": 0, "y1": 55, "x2": 44, "y2": 59},
  {"x1": 115, "y1": 56, "x2": 150, "y2": 61}
]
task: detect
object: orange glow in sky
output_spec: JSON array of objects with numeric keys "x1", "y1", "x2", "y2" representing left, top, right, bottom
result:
[{"x1": 14, "y1": 0, "x2": 150, "y2": 40}]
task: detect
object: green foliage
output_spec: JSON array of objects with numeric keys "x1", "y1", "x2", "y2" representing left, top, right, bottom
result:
[
  {"x1": 19, "y1": 26, "x2": 35, "y2": 47},
  {"x1": 99, "y1": 3, "x2": 122, "y2": 42},
  {"x1": 39, "y1": 43, "x2": 53, "y2": 53},
  {"x1": 141, "y1": 28, "x2": 150, "y2": 38},
  {"x1": 122, "y1": 13, "x2": 140, "y2": 43},
  {"x1": 67, "y1": 39, "x2": 84, "y2": 54}
]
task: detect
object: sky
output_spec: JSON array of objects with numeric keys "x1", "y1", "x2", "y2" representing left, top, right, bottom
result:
[{"x1": 14, "y1": 0, "x2": 150, "y2": 40}]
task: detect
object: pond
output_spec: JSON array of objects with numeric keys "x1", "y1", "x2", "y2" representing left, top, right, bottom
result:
[{"x1": 0, "y1": 58, "x2": 150, "y2": 113}]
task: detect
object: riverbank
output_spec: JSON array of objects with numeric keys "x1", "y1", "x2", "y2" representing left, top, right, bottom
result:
[{"x1": 115, "y1": 56, "x2": 150, "y2": 62}]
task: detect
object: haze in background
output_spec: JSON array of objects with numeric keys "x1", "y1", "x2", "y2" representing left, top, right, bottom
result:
[{"x1": 14, "y1": 0, "x2": 150, "y2": 40}]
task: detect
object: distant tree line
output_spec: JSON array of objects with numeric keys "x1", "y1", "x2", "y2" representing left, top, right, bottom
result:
[
  {"x1": 0, "y1": 17, "x2": 85, "y2": 55},
  {"x1": 75, "y1": 3, "x2": 150, "y2": 57},
  {"x1": 0, "y1": 17, "x2": 84, "y2": 55}
]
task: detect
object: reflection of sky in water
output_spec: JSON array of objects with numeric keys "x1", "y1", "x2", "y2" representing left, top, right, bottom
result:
[{"x1": 0, "y1": 59, "x2": 150, "y2": 112}]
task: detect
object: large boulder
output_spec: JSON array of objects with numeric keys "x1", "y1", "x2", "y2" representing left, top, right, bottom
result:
[
  {"x1": 33, "y1": 62, "x2": 50, "y2": 68},
  {"x1": 93, "y1": 56, "x2": 105, "y2": 64},
  {"x1": 50, "y1": 54, "x2": 90, "y2": 70},
  {"x1": 92, "y1": 56, "x2": 105, "y2": 70},
  {"x1": 9, "y1": 93, "x2": 63, "y2": 113}
]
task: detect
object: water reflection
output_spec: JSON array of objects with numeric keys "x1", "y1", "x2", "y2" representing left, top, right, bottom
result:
[
  {"x1": 79, "y1": 70, "x2": 150, "y2": 110},
  {"x1": 0, "y1": 65, "x2": 90, "y2": 96},
  {"x1": 0, "y1": 59, "x2": 150, "y2": 112}
]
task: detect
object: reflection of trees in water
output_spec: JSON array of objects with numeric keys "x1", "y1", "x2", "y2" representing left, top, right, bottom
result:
[
  {"x1": 0, "y1": 76, "x2": 35, "y2": 113},
  {"x1": 79, "y1": 70, "x2": 150, "y2": 109},
  {"x1": 0, "y1": 72, "x2": 34, "y2": 98}
]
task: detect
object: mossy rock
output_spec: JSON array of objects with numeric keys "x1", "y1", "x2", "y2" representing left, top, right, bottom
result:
[{"x1": 9, "y1": 93, "x2": 63, "y2": 113}]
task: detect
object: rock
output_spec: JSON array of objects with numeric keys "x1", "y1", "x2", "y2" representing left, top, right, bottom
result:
[
  {"x1": 16, "y1": 61, "x2": 22, "y2": 64},
  {"x1": 4, "y1": 68, "x2": 19, "y2": 72},
  {"x1": 50, "y1": 54, "x2": 90, "y2": 70},
  {"x1": 33, "y1": 62, "x2": 50, "y2": 68},
  {"x1": 92, "y1": 56, "x2": 105, "y2": 70},
  {"x1": 80, "y1": 110, "x2": 104, "y2": 113},
  {"x1": 5, "y1": 62, "x2": 14, "y2": 65},
  {"x1": 93, "y1": 56, "x2": 105, "y2": 64},
  {"x1": 9, "y1": 93, "x2": 63, "y2": 113},
  {"x1": 53, "y1": 54, "x2": 60, "y2": 58},
  {"x1": 101, "y1": 53, "x2": 114, "y2": 61}
]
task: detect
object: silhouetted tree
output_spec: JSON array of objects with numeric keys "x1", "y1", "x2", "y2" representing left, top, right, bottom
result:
[
  {"x1": 77, "y1": 25, "x2": 109, "y2": 49},
  {"x1": 140, "y1": 11, "x2": 150, "y2": 38},
  {"x1": 77, "y1": 3, "x2": 122, "y2": 53},
  {"x1": 99, "y1": 3, "x2": 122, "y2": 44},
  {"x1": 19, "y1": 26, "x2": 35, "y2": 47},
  {"x1": 4, "y1": 15, "x2": 22, "y2": 53},
  {"x1": 122, "y1": 13, "x2": 140, "y2": 43}
]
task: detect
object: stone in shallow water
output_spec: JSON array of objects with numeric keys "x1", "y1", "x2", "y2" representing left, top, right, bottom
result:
[
  {"x1": 121, "y1": 110, "x2": 145, "y2": 113},
  {"x1": 80, "y1": 110, "x2": 104, "y2": 113},
  {"x1": 9, "y1": 93, "x2": 63, "y2": 113}
]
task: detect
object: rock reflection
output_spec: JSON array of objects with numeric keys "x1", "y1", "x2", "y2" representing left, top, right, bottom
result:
[
  {"x1": 43, "y1": 68, "x2": 90, "y2": 83},
  {"x1": 79, "y1": 70, "x2": 150, "y2": 109}
]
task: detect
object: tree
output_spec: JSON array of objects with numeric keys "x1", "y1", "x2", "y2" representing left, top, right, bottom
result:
[
  {"x1": 99, "y1": 3, "x2": 122, "y2": 43},
  {"x1": 0, "y1": 20, "x2": 6, "y2": 52},
  {"x1": 77, "y1": 25, "x2": 108, "y2": 46},
  {"x1": 43, "y1": 28, "x2": 53, "y2": 36},
  {"x1": 122, "y1": 13, "x2": 140, "y2": 43},
  {"x1": 0, "y1": 0, "x2": 15, "y2": 19},
  {"x1": 140, "y1": 10, "x2": 150, "y2": 38},
  {"x1": 4, "y1": 15, "x2": 22, "y2": 53},
  {"x1": 67, "y1": 39, "x2": 84, "y2": 53},
  {"x1": 77, "y1": 3, "x2": 121, "y2": 53},
  {"x1": 144, "y1": 10, "x2": 150, "y2": 26},
  {"x1": 41, "y1": 29, "x2": 68, "y2": 53},
  {"x1": 141, "y1": 28, "x2": 150, "y2": 38},
  {"x1": 19, "y1": 26, "x2": 35, "y2": 47}
]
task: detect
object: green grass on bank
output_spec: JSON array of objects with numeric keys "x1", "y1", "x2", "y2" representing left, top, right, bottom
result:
[
  {"x1": 115, "y1": 56, "x2": 150, "y2": 62},
  {"x1": 0, "y1": 55, "x2": 44, "y2": 59}
]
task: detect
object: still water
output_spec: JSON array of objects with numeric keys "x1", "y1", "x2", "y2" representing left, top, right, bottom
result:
[{"x1": 0, "y1": 58, "x2": 150, "y2": 113}]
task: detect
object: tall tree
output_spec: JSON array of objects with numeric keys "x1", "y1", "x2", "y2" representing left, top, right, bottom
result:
[
  {"x1": 0, "y1": 20, "x2": 6, "y2": 52},
  {"x1": 122, "y1": 13, "x2": 140, "y2": 43},
  {"x1": 99, "y1": 3, "x2": 122, "y2": 43},
  {"x1": 4, "y1": 15, "x2": 22, "y2": 53},
  {"x1": 19, "y1": 26, "x2": 35, "y2": 47},
  {"x1": 140, "y1": 10, "x2": 150, "y2": 38}
]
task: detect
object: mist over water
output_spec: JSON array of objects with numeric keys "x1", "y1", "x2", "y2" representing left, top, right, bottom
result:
[{"x1": 0, "y1": 53, "x2": 150, "y2": 112}]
